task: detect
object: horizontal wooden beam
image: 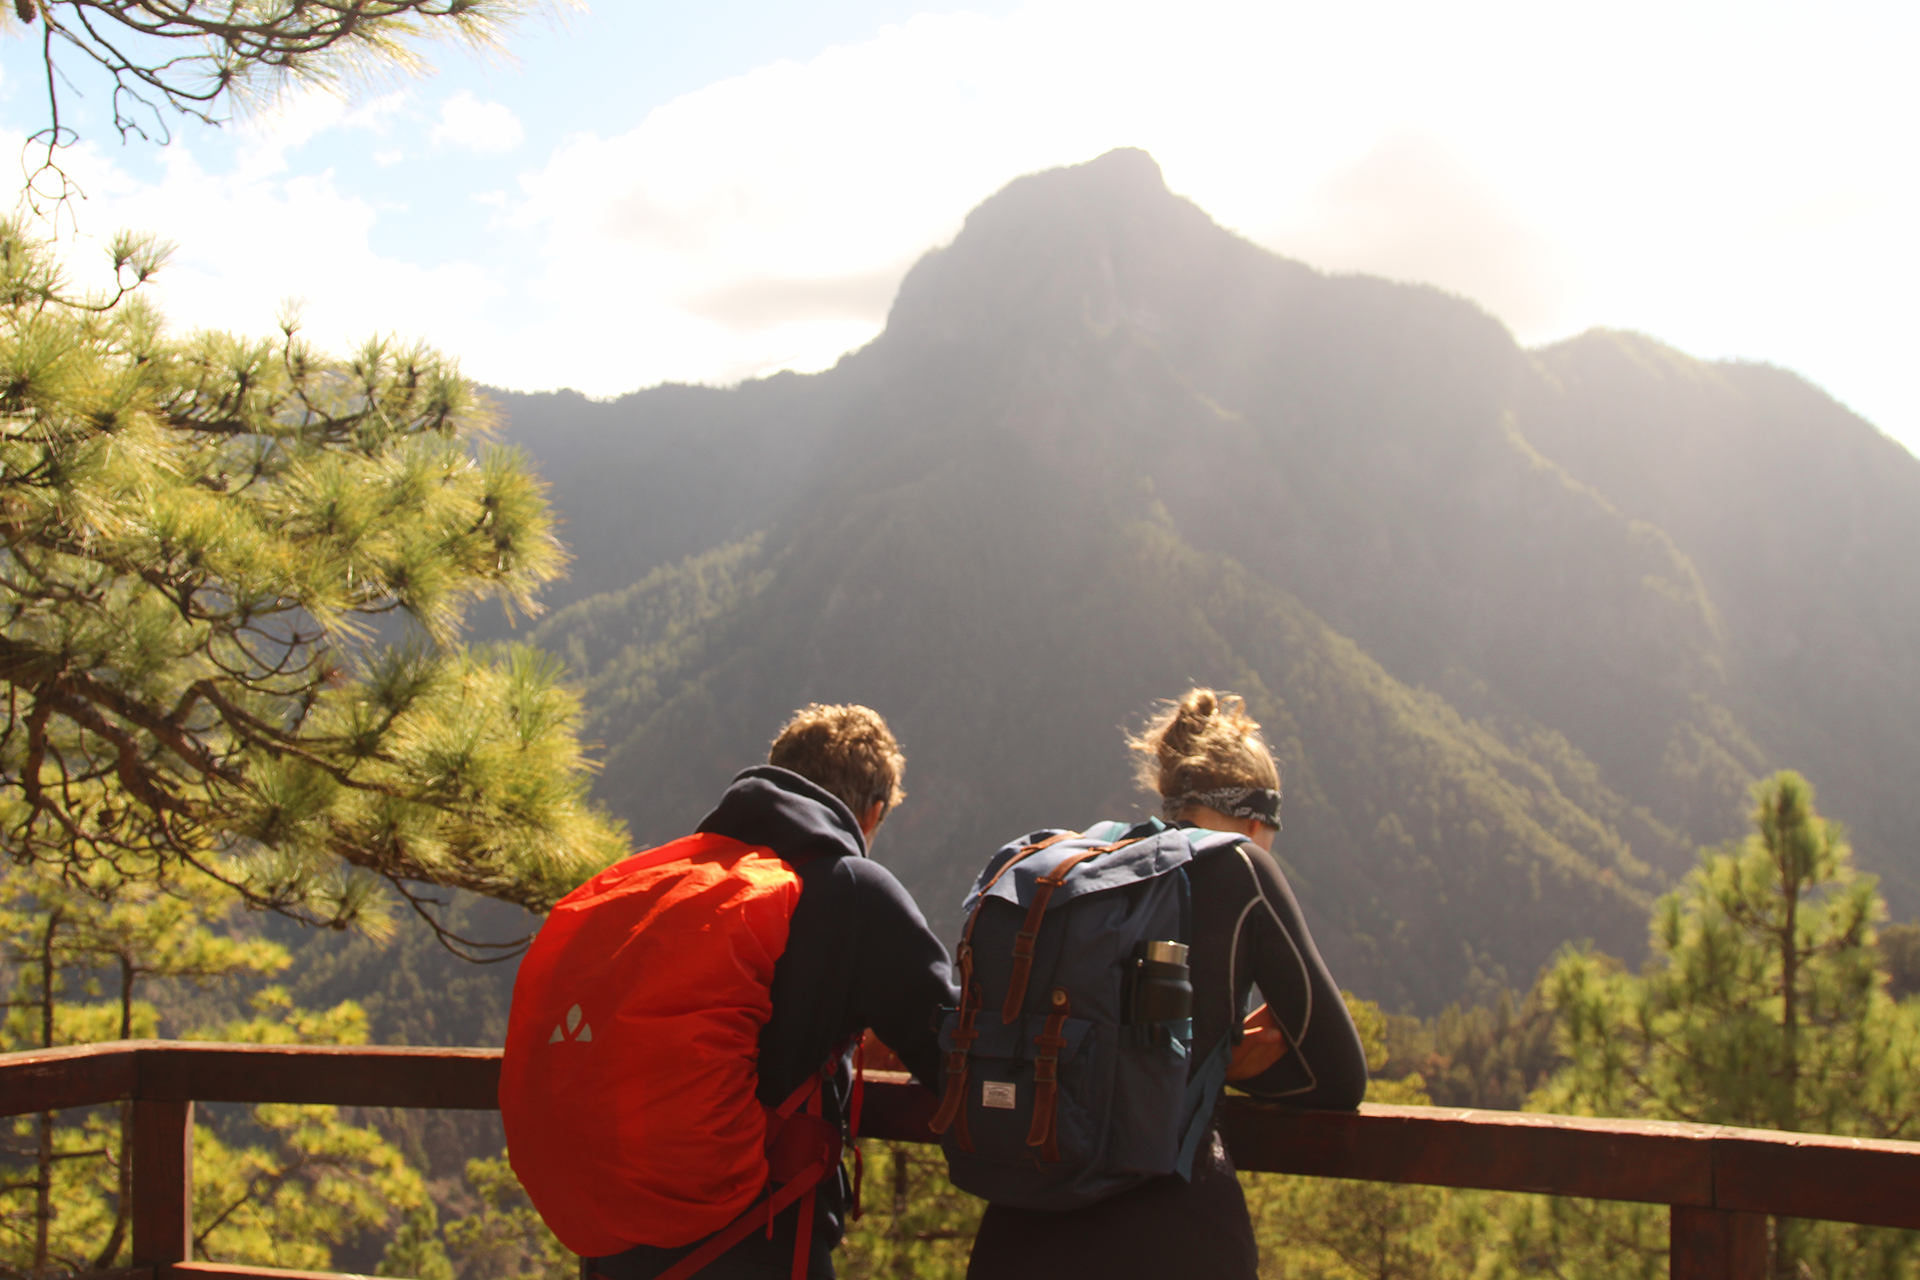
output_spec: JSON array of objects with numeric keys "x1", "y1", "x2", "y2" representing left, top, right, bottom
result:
[
  {"x1": 1711, "y1": 1126, "x2": 1920, "y2": 1231},
  {"x1": 1217, "y1": 1100, "x2": 1717, "y2": 1207},
  {"x1": 7, "y1": 1044, "x2": 1920, "y2": 1232},
  {"x1": 169, "y1": 1261, "x2": 360, "y2": 1280},
  {"x1": 859, "y1": 1071, "x2": 940, "y2": 1143},
  {"x1": 1207, "y1": 1101, "x2": 1920, "y2": 1233},
  {"x1": 133, "y1": 1042, "x2": 501, "y2": 1110},
  {"x1": 0, "y1": 1041, "x2": 139, "y2": 1115}
]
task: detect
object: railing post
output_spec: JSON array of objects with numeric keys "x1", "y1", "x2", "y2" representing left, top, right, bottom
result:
[
  {"x1": 1671, "y1": 1205, "x2": 1766, "y2": 1279},
  {"x1": 131, "y1": 1099, "x2": 193, "y2": 1271}
]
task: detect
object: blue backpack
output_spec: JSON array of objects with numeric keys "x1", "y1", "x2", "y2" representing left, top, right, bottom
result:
[{"x1": 929, "y1": 819, "x2": 1245, "y2": 1210}]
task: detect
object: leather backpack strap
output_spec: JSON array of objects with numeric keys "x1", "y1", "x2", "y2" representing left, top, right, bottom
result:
[
  {"x1": 929, "y1": 833, "x2": 1076, "y2": 1141},
  {"x1": 1000, "y1": 837, "x2": 1144, "y2": 1023},
  {"x1": 1025, "y1": 987, "x2": 1072, "y2": 1161},
  {"x1": 928, "y1": 981, "x2": 981, "y2": 1146}
]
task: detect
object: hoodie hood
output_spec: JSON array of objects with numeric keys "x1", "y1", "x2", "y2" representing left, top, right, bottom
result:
[{"x1": 695, "y1": 765, "x2": 868, "y2": 864}]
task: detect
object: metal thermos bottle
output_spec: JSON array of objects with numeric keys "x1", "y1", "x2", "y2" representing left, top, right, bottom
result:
[{"x1": 1127, "y1": 939, "x2": 1192, "y2": 1024}]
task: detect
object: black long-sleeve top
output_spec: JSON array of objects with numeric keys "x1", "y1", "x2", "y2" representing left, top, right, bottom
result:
[
  {"x1": 1183, "y1": 825, "x2": 1369, "y2": 1110},
  {"x1": 595, "y1": 767, "x2": 957, "y2": 1280},
  {"x1": 967, "y1": 820, "x2": 1367, "y2": 1280}
]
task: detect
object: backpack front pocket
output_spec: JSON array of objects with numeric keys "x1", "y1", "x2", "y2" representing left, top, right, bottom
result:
[{"x1": 938, "y1": 1013, "x2": 1099, "y2": 1166}]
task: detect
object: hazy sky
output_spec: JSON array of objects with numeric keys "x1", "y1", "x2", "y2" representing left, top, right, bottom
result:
[{"x1": 3, "y1": 1, "x2": 1914, "y2": 456}]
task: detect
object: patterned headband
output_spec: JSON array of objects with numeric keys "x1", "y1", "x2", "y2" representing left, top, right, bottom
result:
[{"x1": 1163, "y1": 785, "x2": 1282, "y2": 828}]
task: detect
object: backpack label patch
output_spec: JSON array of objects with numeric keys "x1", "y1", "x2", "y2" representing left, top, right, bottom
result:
[{"x1": 982, "y1": 1081, "x2": 1017, "y2": 1109}]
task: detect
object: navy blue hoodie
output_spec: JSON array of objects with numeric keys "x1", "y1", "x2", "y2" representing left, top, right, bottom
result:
[{"x1": 596, "y1": 766, "x2": 957, "y2": 1279}]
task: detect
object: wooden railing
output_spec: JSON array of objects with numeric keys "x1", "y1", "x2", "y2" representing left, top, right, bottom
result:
[{"x1": 5, "y1": 1041, "x2": 1920, "y2": 1279}]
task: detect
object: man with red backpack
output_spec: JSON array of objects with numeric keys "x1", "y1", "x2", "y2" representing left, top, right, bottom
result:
[{"x1": 501, "y1": 704, "x2": 956, "y2": 1280}]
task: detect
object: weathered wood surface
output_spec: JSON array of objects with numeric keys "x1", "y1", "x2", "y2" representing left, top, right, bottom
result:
[
  {"x1": 0, "y1": 1041, "x2": 140, "y2": 1115},
  {"x1": 858, "y1": 1070, "x2": 940, "y2": 1144},
  {"x1": 1712, "y1": 1126, "x2": 1920, "y2": 1229},
  {"x1": 0, "y1": 1041, "x2": 500, "y2": 1116},
  {"x1": 1208, "y1": 1101, "x2": 1920, "y2": 1233},
  {"x1": 131, "y1": 1100, "x2": 194, "y2": 1268},
  {"x1": 85, "y1": 1261, "x2": 376, "y2": 1280},
  {"x1": 1670, "y1": 1206, "x2": 1767, "y2": 1280},
  {"x1": 134, "y1": 1043, "x2": 501, "y2": 1110},
  {"x1": 1220, "y1": 1100, "x2": 1716, "y2": 1205},
  {"x1": 171, "y1": 1262, "x2": 383, "y2": 1280},
  {"x1": 7, "y1": 1044, "x2": 1920, "y2": 1232}
]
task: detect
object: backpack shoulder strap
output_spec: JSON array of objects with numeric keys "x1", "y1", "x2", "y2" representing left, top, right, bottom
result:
[
  {"x1": 1175, "y1": 1034, "x2": 1233, "y2": 1181},
  {"x1": 1179, "y1": 827, "x2": 1254, "y2": 859}
]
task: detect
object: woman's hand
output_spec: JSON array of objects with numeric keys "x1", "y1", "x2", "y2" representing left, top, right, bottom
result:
[{"x1": 1224, "y1": 1002, "x2": 1289, "y2": 1082}]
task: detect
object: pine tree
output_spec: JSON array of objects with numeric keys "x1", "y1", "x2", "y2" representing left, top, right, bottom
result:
[
  {"x1": 0, "y1": 863, "x2": 432, "y2": 1273},
  {"x1": 440, "y1": 1154, "x2": 571, "y2": 1280},
  {"x1": 379, "y1": 1204, "x2": 455, "y2": 1280},
  {"x1": 0, "y1": 220, "x2": 626, "y2": 932},
  {"x1": 1513, "y1": 771, "x2": 1920, "y2": 1279},
  {"x1": 6, "y1": 1, "x2": 543, "y2": 208}
]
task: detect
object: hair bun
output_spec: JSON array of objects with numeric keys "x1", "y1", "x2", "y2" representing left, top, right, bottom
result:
[{"x1": 1127, "y1": 687, "x2": 1279, "y2": 805}]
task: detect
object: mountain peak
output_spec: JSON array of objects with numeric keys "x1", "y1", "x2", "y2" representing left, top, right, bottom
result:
[
  {"x1": 879, "y1": 148, "x2": 1228, "y2": 352},
  {"x1": 1060, "y1": 145, "x2": 1168, "y2": 192}
]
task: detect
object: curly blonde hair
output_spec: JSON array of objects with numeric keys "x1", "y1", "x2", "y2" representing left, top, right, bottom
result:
[
  {"x1": 768, "y1": 703, "x2": 907, "y2": 820},
  {"x1": 1127, "y1": 688, "x2": 1279, "y2": 807}
]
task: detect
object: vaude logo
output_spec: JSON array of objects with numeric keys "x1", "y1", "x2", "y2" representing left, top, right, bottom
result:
[{"x1": 549, "y1": 1003, "x2": 593, "y2": 1044}]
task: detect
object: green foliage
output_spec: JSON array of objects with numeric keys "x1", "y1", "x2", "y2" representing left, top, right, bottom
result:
[
  {"x1": 380, "y1": 1204, "x2": 456, "y2": 1280},
  {"x1": 440, "y1": 1154, "x2": 571, "y2": 1280},
  {"x1": 839, "y1": 1142, "x2": 984, "y2": 1279},
  {"x1": 1537, "y1": 772, "x2": 1909, "y2": 1135},
  {"x1": 1243, "y1": 993, "x2": 1463, "y2": 1280},
  {"x1": 1381, "y1": 980, "x2": 1561, "y2": 1112},
  {"x1": 1882, "y1": 922, "x2": 1920, "y2": 1002},
  {"x1": 0, "y1": 862, "x2": 429, "y2": 1274},
  {"x1": 192, "y1": 1097, "x2": 427, "y2": 1270},
  {"x1": 1503, "y1": 772, "x2": 1920, "y2": 1278},
  {"x1": 538, "y1": 499, "x2": 1670, "y2": 1009},
  {"x1": 0, "y1": 220, "x2": 626, "y2": 928}
]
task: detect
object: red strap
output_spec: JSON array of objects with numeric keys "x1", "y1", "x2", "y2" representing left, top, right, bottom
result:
[
  {"x1": 658, "y1": 1048, "x2": 851, "y2": 1280},
  {"x1": 771, "y1": 1069, "x2": 821, "y2": 1125},
  {"x1": 652, "y1": 1150, "x2": 832, "y2": 1280},
  {"x1": 791, "y1": 1179, "x2": 817, "y2": 1280},
  {"x1": 847, "y1": 1039, "x2": 866, "y2": 1223},
  {"x1": 848, "y1": 1037, "x2": 866, "y2": 1139}
]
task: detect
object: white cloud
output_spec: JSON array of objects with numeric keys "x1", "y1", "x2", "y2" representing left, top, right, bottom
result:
[
  {"x1": 228, "y1": 87, "x2": 410, "y2": 177},
  {"x1": 31, "y1": 130, "x2": 503, "y2": 366},
  {"x1": 433, "y1": 91, "x2": 525, "y2": 155},
  {"x1": 12, "y1": 0, "x2": 1917, "y2": 452},
  {"x1": 1256, "y1": 130, "x2": 1583, "y2": 337},
  {"x1": 487, "y1": 0, "x2": 1920, "y2": 450}
]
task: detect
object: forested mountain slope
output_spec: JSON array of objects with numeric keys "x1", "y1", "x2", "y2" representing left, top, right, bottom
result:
[{"x1": 501, "y1": 149, "x2": 1919, "y2": 1010}]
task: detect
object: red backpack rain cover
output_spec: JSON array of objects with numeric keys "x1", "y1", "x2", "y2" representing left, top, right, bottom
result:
[{"x1": 500, "y1": 832, "x2": 802, "y2": 1257}]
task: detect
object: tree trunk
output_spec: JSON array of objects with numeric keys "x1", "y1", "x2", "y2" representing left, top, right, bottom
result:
[
  {"x1": 33, "y1": 908, "x2": 62, "y2": 1277},
  {"x1": 94, "y1": 956, "x2": 138, "y2": 1268},
  {"x1": 1773, "y1": 795, "x2": 1801, "y2": 1280}
]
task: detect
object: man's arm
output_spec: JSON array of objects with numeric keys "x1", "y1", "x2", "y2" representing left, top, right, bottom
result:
[{"x1": 847, "y1": 861, "x2": 958, "y2": 1088}]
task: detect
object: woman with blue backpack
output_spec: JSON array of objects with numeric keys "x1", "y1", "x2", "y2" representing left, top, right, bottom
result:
[{"x1": 940, "y1": 688, "x2": 1368, "y2": 1279}]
